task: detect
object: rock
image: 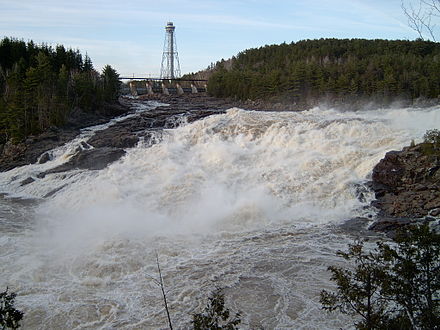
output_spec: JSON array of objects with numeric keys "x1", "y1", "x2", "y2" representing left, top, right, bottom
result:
[
  {"x1": 2, "y1": 141, "x2": 26, "y2": 159},
  {"x1": 0, "y1": 141, "x2": 28, "y2": 171},
  {"x1": 368, "y1": 217, "x2": 414, "y2": 239},
  {"x1": 0, "y1": 99, "x2": 131, "y2": 172},
  {"x1": 80, "y1": 141, "x2": 92, "y2": 150},
  {"x1": 43, "y1": 184, "x2": 67, "y2": 198},
  {"x1": 66, "y1": 147, "x2": 125, "y2": 171},
  {"x1": 369, "y1": 142, "x2": 440, "y2": 236},
  {"x1": 430, "y1": 208, "x2": 440, "y2": 217},
  {"x1": 38, "y1": 152, "x2": 51, "y2": 164},
  {"x1": 88, "y1": 128, "x2": 139, "y2": 149},
  {"x1": 0, "y1": 95, "x2": 234, "y2": 173},
  {"x1": 20, "y1": 177, "x2": 35, "y2": 186},
  {"x1": 339, "y1": 217, "x2": 374, "y2": 236},
  {"x1": 44, "y1": 147, "x2": 126, "y2": 174},
  {"x1": 371, "y1": 151, "x2": 404, "y2": 192}
]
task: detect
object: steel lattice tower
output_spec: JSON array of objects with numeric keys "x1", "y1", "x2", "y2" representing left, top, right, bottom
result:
[{"x1": 160, "y1": 22, "x2": 181, "y2": 80}]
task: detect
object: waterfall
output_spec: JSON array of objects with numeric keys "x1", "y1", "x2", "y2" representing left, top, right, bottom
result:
[{"x1": 0, "y1": 104, "x2": 439, "y2": 329}]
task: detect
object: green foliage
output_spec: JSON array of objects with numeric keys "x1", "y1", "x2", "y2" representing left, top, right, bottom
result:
[
  {"x1": 0, "y1": 37, "x2": 121, "y2": 144},
  {"x1": 423, "y1": 129, "x2": 440, "y2": 145},
  {"x1": 102, "y1": 65, "x2": 121, "y2": 102},
  {"x1": 381, "y1": 224, "x2": 440, "y2": 329},
  {"x1": 207, "y1": 39, "x2": 440, "y2": 103},
  {"x1": 320, "y1": 241, "x2": 391, "y2": 329},
  {"x1": 0, "y1": 288, "x2": 23, "y2": 330},
  {"x1": 192, "y1": 288, "x2": 241, "y2": 330},
  {"x1": 421, "y1": 129, "x2": 440, "y2": 156},
  {"x1": 321, "y1": 223, "x2": 440, "y2": 330}
]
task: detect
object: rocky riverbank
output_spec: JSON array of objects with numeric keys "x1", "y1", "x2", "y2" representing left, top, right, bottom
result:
[
  {"x1": 368, "y1": 142, "x2": 440, "y2": 237},
  {"x1": 0, "y1": 94, "x2": 243, "y2": 176},
  {"x1": 0, "y1": 101, "x2": 129, "y2": 172}
]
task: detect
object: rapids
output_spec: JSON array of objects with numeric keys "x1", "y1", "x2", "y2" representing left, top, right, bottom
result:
[{"x1": 0, "y1": 102, "x2": 439, "y2": 329}]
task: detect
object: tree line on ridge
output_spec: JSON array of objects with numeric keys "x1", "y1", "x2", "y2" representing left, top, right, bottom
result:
[{"x1": 202, "y1": 38, "x2": 440, "y2": 106}]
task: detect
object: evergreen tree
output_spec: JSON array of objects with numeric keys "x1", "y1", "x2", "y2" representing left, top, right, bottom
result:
[
  {"x1": 0, "y1": 288, "x2": 23, "y2": 330},
  {"x1": 192, "y1": 288, "x2": 241, "y2": 330},
  {"x1": 0, "y1": 37, "x2": 121, "y2": 144},
  {"x1": 205, "y1": 38, "x2": 440, "y2": 104},
  {"x1": 320, "y1": 223, "x2": 440, "y2": 330},
  {"x1": 101, "y1": 65, "x2": 120, "y2": 102}
]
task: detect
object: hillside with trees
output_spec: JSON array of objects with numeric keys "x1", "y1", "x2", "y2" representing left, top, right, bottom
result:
[
  {"x1": 204, "y1": 39, "x2": 440, "y2": 108},
  {"x1": 0, "y1": 37, "x2": 121, "y2": 144}
]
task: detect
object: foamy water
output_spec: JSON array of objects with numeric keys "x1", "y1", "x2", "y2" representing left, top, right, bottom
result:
[{"x1": 0, "y1": 103, "x2": 439, "y2": 329}]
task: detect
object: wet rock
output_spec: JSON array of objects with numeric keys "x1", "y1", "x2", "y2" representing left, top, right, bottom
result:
[
  {"x1": 339, "y1": 217, "x2": 374, "y2": 236},
  {"x1": 430, "y1": 208, "x2": 440, "y2": 217},
  {"x1": 369, "y1": 142, "x2": 440, "y2": 236},
  {"x1": 80, "y1": 141, "x2": 92, "y2": 150},
  {"x1": 44, "y1": 147, "x2": 126, "y2": 174},
  {"x1": 370, "y1": 144, "x2": 440, "y2": 218},
  {"x1": 20, "y1": 177, "x2": 35, "y2": 186},
  {"x1": 43, "y1": 184, "x2": 67, "y2": 198},
  {"x1": 0, "y1": 95, "x2": 234, "y2": 173},
  {"x1": 0, "y1": 100, "x2": 131, "y2": 172},
  {"x1": 368, "y1": 217, "x2": 415, "y2": 239},
  {"x1": 2, "y1": 141, "x2": 27, "y2": 159},
  {"x1": 38, "y1": 152, "x2": 51, "y2": 164},
  {"x1": 88, "y1": 128, "x2": 139, "y2": 149}
]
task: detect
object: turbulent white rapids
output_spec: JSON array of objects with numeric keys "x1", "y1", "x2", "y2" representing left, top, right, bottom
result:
[{"x1": 0, "y1": 103, "x2": 439, "y2": 329}]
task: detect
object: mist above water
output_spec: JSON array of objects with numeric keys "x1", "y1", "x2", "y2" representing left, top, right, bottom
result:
[{"x1": 0, "y1": 104, "x2": 439, "y2": 329}]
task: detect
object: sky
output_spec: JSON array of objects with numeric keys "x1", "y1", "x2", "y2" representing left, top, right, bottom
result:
[{"x1": 0, "y1": 0, "x2": 428, "y2": 77}]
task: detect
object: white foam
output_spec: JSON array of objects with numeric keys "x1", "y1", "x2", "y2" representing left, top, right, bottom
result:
[{"x1": 1, "y1": 104, "x2": 439, "y2": 328}]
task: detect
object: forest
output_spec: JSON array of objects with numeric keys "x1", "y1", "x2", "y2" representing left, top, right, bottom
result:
[
  {"x1": 0, "y1": 37, "x2": 121, "y2": 144},
  {"x1": 205, "y1": 38, "x2": 440, "y2": 106}
]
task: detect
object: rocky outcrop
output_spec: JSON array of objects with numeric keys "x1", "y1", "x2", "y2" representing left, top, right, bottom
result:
[
  {"x1": 85, "y1": 96, "x2": 229, "y2": 152},
  {"x1": 1, "y1": 95, "x2": 236, "y2": 175},
  {"x1": 0, "y1": 101, "x2": 130, "y2": 172},
  {"x1": 40, "y1": 147, "x2": 126, "y2": 175},
  {"x1": 369, "y1": 143, "x2": 440, "y2": 236}
]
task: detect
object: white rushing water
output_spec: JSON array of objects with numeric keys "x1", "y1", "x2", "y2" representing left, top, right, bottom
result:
[{"x1": 0, "y1": 103, "x2": 439, "y2": 329}]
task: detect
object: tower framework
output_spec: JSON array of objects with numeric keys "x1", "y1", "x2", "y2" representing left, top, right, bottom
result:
[{"x1": 160, "y1": 22, "x2": 181, "y2": 80}]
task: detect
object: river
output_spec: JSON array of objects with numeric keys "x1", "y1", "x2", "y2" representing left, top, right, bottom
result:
[{"x1": 0, "y1": 101, "x2": 439, "y2": 329}]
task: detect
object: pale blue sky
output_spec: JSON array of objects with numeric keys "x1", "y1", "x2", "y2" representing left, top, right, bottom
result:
[{"x1": 0, "y1": 0, "x2": 426, "y2": 77}]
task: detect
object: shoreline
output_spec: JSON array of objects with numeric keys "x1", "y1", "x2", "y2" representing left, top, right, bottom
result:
[
  {"x1": 0, "y1": 101, "x2": 130, "y2": 172},
  {"x1": 367, "y1": 143, "x2": 440, "y2": 237},
  {"x1": 0, "y1": 94, "x2": 242, "y2": 177}
]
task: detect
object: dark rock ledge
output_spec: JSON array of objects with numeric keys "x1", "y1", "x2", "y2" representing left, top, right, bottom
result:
[
  {"x1": 367, "y1": 143, "x2": 440, "y2": 237},
  {"x1": 0, "y1": 101, "x2": 129, "y2": 172},
  {"x1": 3, "y1": 95, "x2": 241, "y2": 180}
]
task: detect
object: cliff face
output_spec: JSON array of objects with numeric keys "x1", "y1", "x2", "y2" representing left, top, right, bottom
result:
[{"x1": 369, "y1": 143, "x2": 440, "y2": 235}]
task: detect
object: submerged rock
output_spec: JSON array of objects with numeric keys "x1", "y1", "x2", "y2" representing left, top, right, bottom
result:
[{"x1": 20, "y1": 177, "x2": 35, "y2": 186}]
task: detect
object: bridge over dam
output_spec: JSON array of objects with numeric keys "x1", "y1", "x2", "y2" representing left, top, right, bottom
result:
[{"x1": 120, "y1": 77, "x2": 208, "y2": 96}]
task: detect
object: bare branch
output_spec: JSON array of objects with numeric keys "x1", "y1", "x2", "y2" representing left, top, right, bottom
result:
[
  {"x1": 155, "y1": 252, "x2": 173, "y2": 330},
  {"x1": 146, "y1": 253, "x2": 173, "y2": 329},
  {"x1": 402, "y1": 0, "x2": 438, "y2": 41},
  {"x1": 422, "y1": 0, "x2": 440, "y2": 16},
  {"x1": 402, "y1": 1, "x2": 426, "y2": 39}
]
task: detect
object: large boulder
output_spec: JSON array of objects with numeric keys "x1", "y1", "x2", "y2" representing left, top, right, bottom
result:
[
  {"x1": 370, "y1": 143, "x2": 440, "y2": 219},
  {"x1": 42, "y1": 147, "x2": 126, "y2": 175},
  {"x1": 88, "y1": 127, "x2": 139, "y2": 149}
]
